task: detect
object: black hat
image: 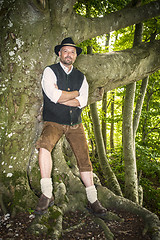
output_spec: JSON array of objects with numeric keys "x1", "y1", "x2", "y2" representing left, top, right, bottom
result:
[{"x1": 54, "y1": 37, "x2": 82, "y2": 56}]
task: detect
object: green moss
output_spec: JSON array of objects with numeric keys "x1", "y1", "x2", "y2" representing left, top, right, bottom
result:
[
  {"x1": 7, "y1": 92, "x2": 15, "y2": 117},
  {"x1": 4, "y1": 141, "x2": 12, "y2": 152},
  {"x1": 15, "y1": 94, "x2": 28, "y2": 118},
  {"x1": 1, "y1": 170, "x2": 37, "y2": 213}
]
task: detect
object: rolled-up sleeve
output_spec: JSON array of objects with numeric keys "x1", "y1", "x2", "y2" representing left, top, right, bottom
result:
[
  {"x1": 76, "y1": 76, "x2": 89, "y2": 108},
  {"x1": 41, "y1": 67, "x2": 62, "y2": 103}
]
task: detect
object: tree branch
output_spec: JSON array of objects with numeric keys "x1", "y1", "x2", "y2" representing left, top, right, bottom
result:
[
  {"x1": 74, "y1": 40, "x2": 160, "y2": 104},
  {"x1": 72, "y1": 1, "x2": 160, "y2": 43}
]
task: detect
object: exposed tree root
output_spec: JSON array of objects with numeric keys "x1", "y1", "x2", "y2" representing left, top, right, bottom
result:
[
  {"x1": 97, "y1": 185, "x2": 160, "y2": 240},
  {"x1": 29, "y1": 206, "x2": 63, "y2": 239},
  {"x1": 93, "y1": 217, "x2": 114, "y2": 240},
  {"x1": 63, "y1": 217, "x2": 86, "y2": 233}
]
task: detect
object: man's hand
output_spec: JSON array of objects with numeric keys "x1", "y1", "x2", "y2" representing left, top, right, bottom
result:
[{"x1": 62, "y1": 99, "x2": 80, "y2": 107}]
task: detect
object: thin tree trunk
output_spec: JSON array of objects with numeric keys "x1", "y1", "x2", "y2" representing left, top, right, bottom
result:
[
  {"x1": 82, "y1": 110, "x2": 96, "y2": 158},
  {"x1": 123, "y1": 83, "x2": 139, "y2": 203},
  {"x1": 101, "y1": 34, "x2": 110, "y2": 151},
  {"x1": 142, "y1": 74, "x2": 157, "y2": 142},
  {"x1": 90, "y1": 102, "x2": 122, "y2": 196},
  {"x1": 102, "y1": 92, "x2": 107, "y2": 151},
  {"x1": 110, "y1": 90, "x2": 115, "y2": 152},
  {"x1": 123, "y1": 22, "x2": 143, "y2": 203},
  {"x1": 133, "y1": 76, "x2": 149, "y2": 139}
]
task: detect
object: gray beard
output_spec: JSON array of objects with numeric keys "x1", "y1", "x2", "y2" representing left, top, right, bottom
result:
[{"x1": 61, "y1": 58, "x2": 73, "y2": 66}]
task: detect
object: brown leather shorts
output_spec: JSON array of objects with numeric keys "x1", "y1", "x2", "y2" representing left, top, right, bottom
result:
[{"x1": 36, "y1": 122, "x2": 92, "y2": 172}]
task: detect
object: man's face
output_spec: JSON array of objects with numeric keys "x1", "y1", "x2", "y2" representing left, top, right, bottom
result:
[{"x1": 59, "y1": 46, "x2": 77, "y2": 66}]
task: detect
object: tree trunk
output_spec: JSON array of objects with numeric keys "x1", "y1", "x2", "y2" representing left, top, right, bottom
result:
[
  {"x1": 142, "y1": 70, "x2": 157, "y2": 143},
  {"x1": 123, "y1": 83, "x2": 139, "y2": 203},
  {"x1": 90, "y1": 103, "x2": 122, "y2": 196},
  {"x1": 133, "y1": 76, "x2": 149, "y2": 139},
  {"x1": 123, "y1": 21, "x2": 146, "y2": 204},
  {"x1": 110, "y1": 90, "x2": 115, "y2": 152},
  {"x1": 102, "y1": 92, "x2": 107, "y2": 151},
  {"x1": 101, "y1": 34, "x2": 110, "y2": 151},
  {"x1": 82, "y1": 109, "x2": 96, "y2": 158}
]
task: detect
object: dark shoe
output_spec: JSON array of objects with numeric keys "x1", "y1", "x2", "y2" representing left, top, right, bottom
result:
[
  {"x1": 34, "y1": 194, "x2": 54, "y2": 215},
  {"x1": 87, "y1": 200, "x2": 107, "y2": 217}
]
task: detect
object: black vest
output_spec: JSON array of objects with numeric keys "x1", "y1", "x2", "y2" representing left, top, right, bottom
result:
[{"x1": 42, "y1": 63, "x2": 84, "y2": 125}]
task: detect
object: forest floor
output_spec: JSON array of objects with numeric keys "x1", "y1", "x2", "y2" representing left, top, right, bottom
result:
[{"x1": 0, "y1": 206, "x2": 152, "y2": 240}]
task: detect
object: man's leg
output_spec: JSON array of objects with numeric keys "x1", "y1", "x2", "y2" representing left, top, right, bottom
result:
[
  {"x1": 39, "y1": 148, "x2": 52, "y2": 178},
  {"x1": 34, "y1": 148, "x2": 54, "y2": 214},
  {"x1": 66, "y1": 124, "x2": 107, "y2": 216},
  {"x1": 35, "y1": 122, "x2": 64, "y2": 214},
  {"x1": 80, "y1": 171, "x2": 98, "y2": 204},
  {"x1": 39, "y1": 148, "x2": 53, "y2": 198},
  {"x1": 80, "y1": 171, "x2": 93, "y2": 187}
]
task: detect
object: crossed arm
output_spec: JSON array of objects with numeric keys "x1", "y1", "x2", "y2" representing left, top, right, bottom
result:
[
  {"x1": 42, "y1": 67, "x2": 88, "y2": 108},
  {"x1": 55, "y1": 84, "x2": 80, "y2": 107}
]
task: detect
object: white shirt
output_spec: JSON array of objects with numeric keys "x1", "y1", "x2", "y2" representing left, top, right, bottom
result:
[{"x1": 41, "y1": 62, "x2": 89, "y2": 108}]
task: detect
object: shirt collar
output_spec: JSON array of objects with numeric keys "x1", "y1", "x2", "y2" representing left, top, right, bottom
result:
[{"x1": 60, "y1": 62, "x2": 73, "y2": 74}]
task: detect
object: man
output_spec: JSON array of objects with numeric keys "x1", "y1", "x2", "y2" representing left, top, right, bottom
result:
[{"x1": 35, "y1": 37, "x2": 107, "y2": 217}]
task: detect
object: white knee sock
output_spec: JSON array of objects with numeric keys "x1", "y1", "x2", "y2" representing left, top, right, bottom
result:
[
  {"x1": 40, "y1": 178, "x2": 53, "y2": 199},
  {"x1": 86, "y1": 185, "x2": 97, "y2": 204}
]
